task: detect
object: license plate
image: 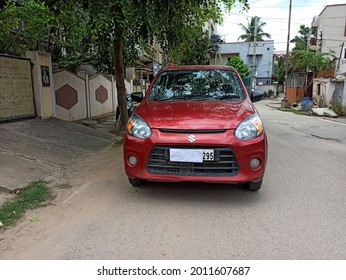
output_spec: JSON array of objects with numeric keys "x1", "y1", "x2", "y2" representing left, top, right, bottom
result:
[
  {"x1": 202, "y1": 149, "x2": 214, "y2": 161},
  {"x1": 170, "y1": 149, "x2": 214, "y2": 163}
]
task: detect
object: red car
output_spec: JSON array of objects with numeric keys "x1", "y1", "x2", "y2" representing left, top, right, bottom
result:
[{"x1": 124, "y1": 65, "x2": 267, "y2": 191}]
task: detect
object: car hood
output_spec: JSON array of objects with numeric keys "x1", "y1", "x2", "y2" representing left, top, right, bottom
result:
[{"x1": 135, "y1": 100, "x2": 256, "y2": 130}]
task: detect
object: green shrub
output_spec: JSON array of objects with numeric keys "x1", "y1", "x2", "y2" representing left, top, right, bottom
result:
[{"x1": 330, "y1": 101, "x2": 344, "y2": 116}]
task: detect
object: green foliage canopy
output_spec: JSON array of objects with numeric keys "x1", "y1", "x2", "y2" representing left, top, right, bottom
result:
[
  {"x1": 289, "y1": 50, "x2": 335, "y2": 74},
  {"x1": 0, "y1": 0, "x2": 53, "y2": 54},
  {"x1": 169, "y1": 29, "x2": 219, "y2": 65},
  {"x1": 84, "y1": 0, "x2": 250, "y2": 130},
  {"x1": 290, "y1": 24, "x2": 311, "y2": 51},
  {"x1": 289, "y1": 25, "x2": 334, "y2": 75},
  {"x1": 274, "y1": 55, "x2": 285, "y2": 85},
  {"x1": 238, "y1": 16, "x2": 271, "y2": 42},
  {"x1": 51, "y1": 1, "x2": 89, "y2": 71},
  {"x1": 226, "y1": 56, "x2": 249, "y2": 78},
  {"x1": 0, "y1": 0, "x2": 250, "y2": 130}
]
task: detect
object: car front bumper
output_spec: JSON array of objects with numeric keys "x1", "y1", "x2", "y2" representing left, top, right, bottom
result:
[{"x1": 124, "y1": 129, "x2": 267, "y2": 184}]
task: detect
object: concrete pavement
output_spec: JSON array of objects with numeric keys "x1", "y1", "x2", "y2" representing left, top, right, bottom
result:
[
  {"x1": 265, "y1": 98, "x2": 346, "y2": 125},
  {"x1": 0, "y1": 117, "x2": 118, "y2": 205},
  {"x1": 1, "y1": 99, "x2": 345, "y2": 206},
  {"x1": 2, "y1": 100, "x2": 345, "y2": 259}
]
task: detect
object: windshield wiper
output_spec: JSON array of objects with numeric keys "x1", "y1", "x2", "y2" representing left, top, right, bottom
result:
[
  {"x1": 155, "y1": 95, "x2": 202, "y2": 101},
  {"x1": 189, "y1": 94, "x2": 209, "y2": 100},
  {"x1": 154, "y1": 96, "x2": 188, "y2": 101},
  {"x1": 213, "y1": 94, "x2": 241, "y2": 100}
]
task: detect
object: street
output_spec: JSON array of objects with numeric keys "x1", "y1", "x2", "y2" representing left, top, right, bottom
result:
[{"x1": 1, "y1": 100, "x2": 346, "y2": 260}]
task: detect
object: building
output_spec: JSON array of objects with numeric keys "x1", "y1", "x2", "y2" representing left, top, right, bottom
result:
[
  {"x1": 312, "y1": 4, "x2": 346, "y2": 75},
  {"x1": 311, "y1": 4, "x2": 346, "y2": 112},
  {"x1": 211, "y1": 40, "x2": 275, "y2": 92},
  {"x1": 128, "y1": 39, "x2": 163, "y2": 93}
]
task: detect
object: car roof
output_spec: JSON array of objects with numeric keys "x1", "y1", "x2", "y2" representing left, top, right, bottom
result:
[{"x1": 162, "y1": 65, "x2": 236, "y2": 72}]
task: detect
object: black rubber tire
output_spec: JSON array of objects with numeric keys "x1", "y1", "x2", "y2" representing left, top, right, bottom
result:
[
  {"x1": 128, "y1": 177, "x2": 143, "y2": 187},
  {"x1": 246, "y1": 179, "x2": 262, "y2": 191}
]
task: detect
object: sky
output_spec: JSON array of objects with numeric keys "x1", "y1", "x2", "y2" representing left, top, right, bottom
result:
[{"x1": 217, "y1": 0, "x2": 346, "y2": 52}]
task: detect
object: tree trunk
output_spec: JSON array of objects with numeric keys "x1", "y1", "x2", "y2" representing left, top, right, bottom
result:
[{"x1": 114, "y1": 27, "x2": 127, "y2": 132}]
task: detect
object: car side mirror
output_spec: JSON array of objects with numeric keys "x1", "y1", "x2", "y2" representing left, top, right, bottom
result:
[
  {"x1": 131, "y1": 92, "x2": 143, "y2": 103},
  {"x1": 251, "y1": 91, "x2": 264, "y2": 103}
]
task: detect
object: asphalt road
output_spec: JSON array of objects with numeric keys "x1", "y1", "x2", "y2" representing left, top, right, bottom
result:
[{"x1": 1, "y1": 101, "x2": 346, "y2": 260}]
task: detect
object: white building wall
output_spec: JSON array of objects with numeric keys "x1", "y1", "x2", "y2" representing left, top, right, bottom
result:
[
  {"x1": 312, "y1": 77, "x2": 345, "y2": 108},
  {"x1": 213, "y1": 41, "x2": 274, "y2": 78},
  {"x1": 317, "y1": 5, "x2": 346, "y2": 74},
  {"x1": 53, "y1": 71, "x2": 126, "y2": 121},
  {"x1": 54, "y1": 70, "x2": 87, "y2": 121},
  {"x1": 89, "y1": 75, "x2": 114, "y2": 118}
]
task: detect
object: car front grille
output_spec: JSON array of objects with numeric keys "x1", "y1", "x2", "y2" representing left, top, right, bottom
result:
[
  {"x1": 147, "y1": 146, "x2": 239, "y2": 176},
  {"x1": 159, "y1": 128, "x2": 226, "y2": 134}
]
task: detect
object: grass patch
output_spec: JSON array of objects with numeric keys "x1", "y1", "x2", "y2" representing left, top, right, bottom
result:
[
  {"x1": 0, "y1": 180, "x2": 54, "y2": 228},
  {"x1": 330, "y1": 101, "x2": 344, "y2": 116},
  {"x1": 278, "y1": 108, "x2": 308, "y2": 115}
]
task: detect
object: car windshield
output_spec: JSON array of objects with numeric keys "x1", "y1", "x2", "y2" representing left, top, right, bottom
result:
[{"x1": 147, "y1": 69, "x2": 246, "y2": 102}]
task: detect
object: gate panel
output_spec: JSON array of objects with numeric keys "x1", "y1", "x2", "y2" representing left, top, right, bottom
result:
[{"x1": 0, "y1": 55, "x2": 35, "y2": 121}]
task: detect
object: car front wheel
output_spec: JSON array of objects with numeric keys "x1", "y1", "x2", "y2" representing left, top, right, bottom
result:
[
  {"x1": 246, "y1": 179, "x2": 262, "y2": 191},
  {"x1": 128, "y1": 177, "x2": 143, "y2": 187}
]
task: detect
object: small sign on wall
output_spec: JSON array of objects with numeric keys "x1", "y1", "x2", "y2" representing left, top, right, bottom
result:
[{"x1": 41, "y1": 66, "x2": 50, "y2": 87}]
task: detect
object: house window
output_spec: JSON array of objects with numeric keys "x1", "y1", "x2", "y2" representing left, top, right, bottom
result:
[
  {"x1": 317, "y1": 84, "x2": 321, "y2": 96},
  {"x1": 343, "y1": 48, "x2": 346, "y2": 59}
]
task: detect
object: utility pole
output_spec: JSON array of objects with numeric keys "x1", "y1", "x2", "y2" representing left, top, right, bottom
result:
[
  {"x1": 284, "y1": 0, "x2": 292, "y2": 98},
  {"x1": 251, "y1": 16, "x2": 258, "y2": 93}
]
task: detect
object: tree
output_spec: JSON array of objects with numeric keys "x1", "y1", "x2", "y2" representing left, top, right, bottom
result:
[
  {"x1": 0, "y1": 0, "x2": 53, "y2": 55},
  {"x1": 86, "y1": 0, "x2": 250, "y2": 131},
  {"x1": 289, "y1": 50, "x2": 334, "y2": 74},
  {"x1": 289, "y1": 25, "x2": 334, "y2": 76},
  {"x1": 290, "y1": 24, "x2": 311, "y2": 51},
  {"x1": 1, "y1": 0, "x2": 250, "y2": 131},
  {"x1": 226, "y1": 56, "x2": 249, "y2": 78},
  {"x1": 211, "y1": 34, "x2": 225, "y2": 44},
  {"x1": 50, "y1": 1, "x2": 89, "y2": 72},
  {"x1": 169, "y1": 28, "x2": 218, "y2": 65},
  {"x1": 0, "y1": 0, "x2": 89, "y2": 71},
  {"x1": 274, "y1": 55, "x2": 285, "y2": 85},
  {"x1": 238, "y1": 16, "x2": 271, "y2": 42}
]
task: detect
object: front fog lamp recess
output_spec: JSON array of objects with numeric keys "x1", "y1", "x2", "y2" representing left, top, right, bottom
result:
[
  {"x1": 129, "y1": 155, "x2": 138, "y2": 166},
  {"x1": 250, "y1": 158, "x2": 260, "y2": 169}
]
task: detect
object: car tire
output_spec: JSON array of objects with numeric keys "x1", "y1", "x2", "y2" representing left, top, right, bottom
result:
[
  {"x1": 246, "y1": 179, "x2": 262, "y2": 191},
  {"x1": 128, "y1": 177, "x2": 143, "y2": 187}
]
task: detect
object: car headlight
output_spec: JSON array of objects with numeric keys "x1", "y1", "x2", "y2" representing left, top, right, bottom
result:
[
  {"x1": 235, "y1": 114, "x2": 263, "y2": 140},
  {"x1": 127, "y1": 114, "x2": 152, "y2": 139}
]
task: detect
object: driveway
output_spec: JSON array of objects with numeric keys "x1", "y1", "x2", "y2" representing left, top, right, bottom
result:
[{"x1": 0, "y1": 117, "x2": 116, "y2": 204}]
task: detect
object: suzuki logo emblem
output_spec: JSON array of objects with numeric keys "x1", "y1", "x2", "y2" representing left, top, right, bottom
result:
[{"x1": 188, "y1": 135, "x2": 196, "y2": 143}]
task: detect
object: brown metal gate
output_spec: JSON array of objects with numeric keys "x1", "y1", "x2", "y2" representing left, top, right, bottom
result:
[{"x1": 0, "y1": 54, "x2": 35, "y2": 121}]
